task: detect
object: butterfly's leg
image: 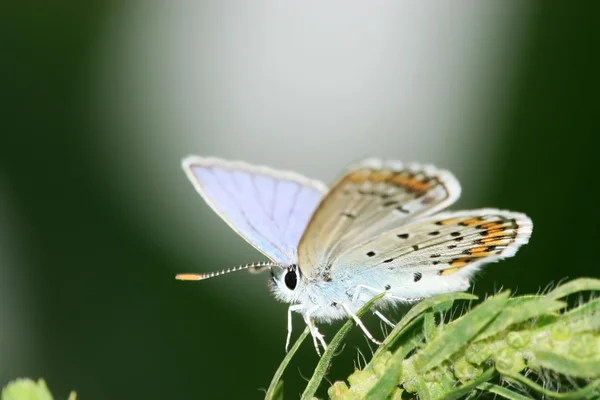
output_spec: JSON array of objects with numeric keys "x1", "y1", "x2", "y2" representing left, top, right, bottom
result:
[
  {"x1": 340, "y1": 303, "x2": 382, "y2": 345},
  {"x1": 303, "y1": 306, "x2": 327, "y2": 355},
  {"x1": 351, "y1": 284, "x2": 397, "y2": 328},
  {"x1": 286, "y1": 304, "x2": 304, "y2": 352},
  {"x1": 373, "y1": 310, "x2": 395, "y2": 328}
]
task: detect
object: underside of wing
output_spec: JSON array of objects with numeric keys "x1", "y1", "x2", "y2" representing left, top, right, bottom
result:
[
  {"x1": 332, "y1": 209, "x2": 532, "y2": 278},
  {"x1": 297, "y1": 158, "x2": 461, "y2": 277},
  {"x1": 183, "y1": 156, "x2": 327, "y2": 265}
]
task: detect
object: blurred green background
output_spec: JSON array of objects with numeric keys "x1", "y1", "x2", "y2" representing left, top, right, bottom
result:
[{"x1": 1, "y1": 2, "x2": 598, "y2": 399}]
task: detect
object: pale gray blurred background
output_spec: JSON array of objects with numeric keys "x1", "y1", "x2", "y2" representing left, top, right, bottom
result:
[{"x1": 95, "y1": 0, "x2": 530, "y2": 284}]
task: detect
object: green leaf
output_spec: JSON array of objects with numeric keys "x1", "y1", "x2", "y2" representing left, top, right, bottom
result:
[
  {"x1": 443, "y1": 368, "x2": 495, "y2": 400},
  {"x1": 532, "y1": 350, "x2": 600, "y2": 379},
  {"x1": 300, "y1": 293, "x2": 386, "y2": 400},
  {"x1": 423, "y1": 310, "x2": 436, "y2": 340},
  {"x1": 546, "y1": 278, "x2": 600, "y2": 300},
  {"x1": 565, "y1": 311, "x2": 600, "y2": 333},
  {"x1": 265, "y1": 326, "x2": 310, "y2": 400},
  {"x1": 364, "y1": 332, "x2": 425, "y2": 399},
  {"x1": 478, "y1": 383, "x2": 532, "y2": 400},
  {"x1": 414, "y1": 377, "x2": 432, "y2": 400},
  {"x1": 270, "y1": 381, "x2": 284, "y2": 400},
  {"x1": 565, "y1": 297, "x2": 600, "y2": 320},
  {"x1": 476, "y1": 297, "x2": 566, "y2": 341},
  {"x1": 414, "y1": 291, "x2": 510, "y2": 372},
  {"x1": 499, "y1": 367, "x2": 600, "y2": 399},
  {"x1": 2, "y1": 379, "x2": 54, "y2": 400},
  {"x1": 375, "y1": 292, "x2": 477, "y2": 357}
]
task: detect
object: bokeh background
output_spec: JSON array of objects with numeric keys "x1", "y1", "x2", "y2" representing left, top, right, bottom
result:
[{"x1": 1, "y1": 2, "x2": 598, "y2": 399}]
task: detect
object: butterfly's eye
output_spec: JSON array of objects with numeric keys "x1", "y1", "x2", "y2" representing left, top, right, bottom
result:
[{"x1": 284, "y1": 268, "x2": 297, "y2": 290}]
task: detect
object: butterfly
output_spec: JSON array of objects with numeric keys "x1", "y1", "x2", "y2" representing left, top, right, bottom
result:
[{"x1": 176, "y1": 156, "x2": 533, "y2": 355}]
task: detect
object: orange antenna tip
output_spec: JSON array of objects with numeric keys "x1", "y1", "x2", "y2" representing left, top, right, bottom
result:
[{"x1": 175, "y1": 273, "x2": 203, "y2": 281}]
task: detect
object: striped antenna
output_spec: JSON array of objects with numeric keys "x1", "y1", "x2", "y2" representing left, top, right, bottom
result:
[{"x1": 175, "y1": 261, "x2": 284, "y2": 281}]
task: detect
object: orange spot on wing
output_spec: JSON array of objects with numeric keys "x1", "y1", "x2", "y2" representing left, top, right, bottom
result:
[
  {"x1": 369, "y1": 170, "x2": 392, "y2": 182},
  {"x1": 450, "y1": 258, "x2": 470, "y2": 268},
  {"x1": 440, "y1": 267, "x2": 461, "y2": 276},
  {"x1": 389, "y1": 174, "x2": 431, "y2": 192},
  {"x1": 479, "y1": 238, "x2": 511, "y2": 246},
  {"x1": 469, "y1": 248, "x2": 491, "y2": 257},
  {"x1": 486, "y1": 229, "x2": 508, "y2": 238},
  {"x1": 479, "y1": 222, "x2": 506, "y2": 230},
  {"x1": 462, "y1": 218, "x2": 483, "y2": 227},
  {"x1": 346, "y1": 169, "x2": 371, "y2": 183},
  {"x1": 438, "y1": 218, "x2": 460, "y2": 225}
]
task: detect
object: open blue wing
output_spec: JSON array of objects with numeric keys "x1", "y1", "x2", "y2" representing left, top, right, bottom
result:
[{"x1": 183, "y1": 156, "x2": 327, "y2": 265}]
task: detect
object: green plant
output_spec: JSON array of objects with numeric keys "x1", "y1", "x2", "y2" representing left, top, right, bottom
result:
[
  {"x1": 1, "y1": 379, "x2": 75, "y2": 400},
  {"x1": 267, "y1": 278, "x2": 600, "y2": 400},
  {"x1": 3, "y1": 279, "x2": 598, "y2": 399}
]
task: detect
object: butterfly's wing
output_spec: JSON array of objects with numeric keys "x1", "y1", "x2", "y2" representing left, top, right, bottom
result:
[
  {"x1": 331, "y1": 209, "x2": 532, "y2": 292},
  {"x1": 183, "y1": 156, "x2": 327, "y2": 265},
  {"x1": 297, "y1": 158, "x2": 461, "y2": 277}
]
